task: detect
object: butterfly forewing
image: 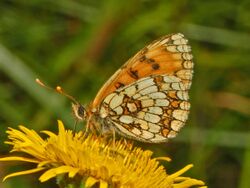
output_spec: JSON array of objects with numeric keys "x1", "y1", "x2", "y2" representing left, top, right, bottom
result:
[{"x1": 91, "y1": 33, "x2": 193, "y2": 109}]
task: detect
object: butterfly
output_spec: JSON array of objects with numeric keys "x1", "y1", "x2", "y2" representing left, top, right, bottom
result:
[{"x1": 39, "y1": 33, "x2": 193, "y2": 143}]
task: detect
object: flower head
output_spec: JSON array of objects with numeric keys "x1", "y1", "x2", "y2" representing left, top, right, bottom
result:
[{"x1": 0, "y1": 121, "x2": 206, "y2": 188}]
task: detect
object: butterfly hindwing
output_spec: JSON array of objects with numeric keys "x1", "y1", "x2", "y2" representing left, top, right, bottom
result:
[{"x1": 99, "y1": 74, "x2": 191, "y2": 143}]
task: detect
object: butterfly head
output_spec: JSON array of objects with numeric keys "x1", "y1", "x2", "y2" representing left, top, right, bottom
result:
[
  {"x1": 55, "y1": 86, "x2": 87, "y2": 121},
  {"x1": 35, "y1": 79, "x2": 88, "y2": 122},
  {"x1": 71, "y1": 102, "x2": 87, "y2": 121}
]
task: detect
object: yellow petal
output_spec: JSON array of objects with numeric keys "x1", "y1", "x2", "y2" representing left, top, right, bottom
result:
[
  {"x1": 85, "y1": 177, "x2": 99, "y2": 187},
  {"x1": 39, "y1": 165, "x2": 79, "y2": 182},
  {"x1": 0, "y1": 156, "x2": 39, "y2": 163},
  {"x1": 173, "y1": 178, "x2": 205, "y2": 187},
  {"x1": 41, "y1": 130, "x2": 57, "y2": 138},
  {"x1": 37, "y1": 161, "x2": 54, "y2": 168},
  {"x1": 57, "y1": 120, "x2": 65, "y2": 132},
  {"x1": 68, "y1": 168, "x2": 79, "y2": 178},
  {"x1": 169, "y1": 164, "x2": 194, "y2": 179},
  {"x1": 155, "y1": 157, "x2": 172, "y2": 162},
  {"x1": 3, "y1": 167, "x2": 45, "y2": 181},
  {"x1": 100, "y1": 180, "x2": 108, "y2": 188},
  {"x1": 18, "y1": 125, "x2": 45, "y2": 144}
]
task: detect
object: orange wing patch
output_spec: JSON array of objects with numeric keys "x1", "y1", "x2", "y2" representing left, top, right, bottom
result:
[{"x1": 91, "y1": 33, "x2": 193, "y2": 110}]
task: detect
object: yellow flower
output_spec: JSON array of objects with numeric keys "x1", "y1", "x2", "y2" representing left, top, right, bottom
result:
[{"x1": 0, "y1": 120, "x2": 206, "y2": 188}]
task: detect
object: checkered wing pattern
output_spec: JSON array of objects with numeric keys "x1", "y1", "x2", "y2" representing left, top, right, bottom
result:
[
  {"x1": 99, "y1": 74, "x2": 191, "y2": 143},
  {"x1": 90, "y1": 33, "x2": 193, "y2": 143}
]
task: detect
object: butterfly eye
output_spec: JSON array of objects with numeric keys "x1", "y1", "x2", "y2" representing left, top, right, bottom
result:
[
  {"x1": 77, "y1": 105, "x2": 86, "y2": 119},
  {"x1": 72, "y1": 103, "x2": 86, "y2": 121}
]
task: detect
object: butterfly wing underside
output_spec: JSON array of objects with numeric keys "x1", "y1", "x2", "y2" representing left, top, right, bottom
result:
[
  {"x1": 91, "y1": 33, "x2": 193, "y2": 143},
  {"x1": 99, "y1": 74, "x2": 191, "y2": 143}
]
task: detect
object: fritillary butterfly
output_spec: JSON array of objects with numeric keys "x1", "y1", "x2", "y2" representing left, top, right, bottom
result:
[
  {"x1": 41, "y1": 33, "x2": 193, "y2": 143},
  {"x1": 70, "y1": 33, "x2": 194, "y2": 143}
]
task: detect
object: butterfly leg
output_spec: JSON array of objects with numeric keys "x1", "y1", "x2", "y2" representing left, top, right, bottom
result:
[
  {"x1": 112, "y1": 127, "x2": 116, "y2": 147},
  {"x1": 73, "y1": 120, "x2": 78, "y2": 132},
  {"x1": 83, "y1": 119, "x2": 91, "y2": 138}
]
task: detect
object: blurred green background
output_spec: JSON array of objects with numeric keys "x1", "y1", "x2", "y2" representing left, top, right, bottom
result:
[{"x1": 0, "y1": 0, "x2": 249, "y2": 188}]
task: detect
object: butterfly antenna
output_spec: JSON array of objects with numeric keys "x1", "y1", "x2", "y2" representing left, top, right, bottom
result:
[
  {"x1": 36, "y1": 78, "x2": 54, "y2": 91},
  {"x1": 36, "y1": 78, "x2": 79, "y2": 104},
  {"x1": 56, "y1": 86, "x2": 79, "y2": 104}
]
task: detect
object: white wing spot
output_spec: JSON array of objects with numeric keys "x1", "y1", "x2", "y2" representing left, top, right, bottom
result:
[
  {"x1": 166, "y1": 46, "x2": 178, "y2": 52},
  {"x1": 177, "y1": 91, "x2": 189, "y2": 100},
  {"x1": 171, "y1": 83, "x2": 186, "y2": 90},
  {"x1": 141, "y1": 99, "x2": 154, "y2": 108},
  {"x1": 176, "y1": 69, "x2": 193, "y2": 80},
  {"x1": 148, "y1": 123, "x2": 161, "y2": 133},
  {"x1": 141, "y1": 130, "x2": 154, "y2": 139},
  {"x1": 155, "y1": 99, "x2": 170, "y2": 107},
  {"x1": 127, "y1": 103, "x2": 137, "y2": 112},
  {"x1": 124, "y1": 85, "x2": 136, "y2": 97},
  {"x1": 147, "y1": 107, "x2": 163, "y2": 115},
  {"x1": 119, "y1": 115, "x2": 134, "y2": 124},
  {"x1": 163, "y1": 75, "x2": 181, "y2": 83},
  {"x1": 182, "y1": 53, "x2": 193, "y2": 60},
  {"x1": 113, "y1": 106, "x2": 123, "y2": 115},
  {"x1": 109, "y1": 94, "x2": 124, "y2": 109},
  {"x1": 172, "y1": 110, "x2": 188, "y2": 122},
  {"x1": 171, "y1": 33, "x2": 184, "y2": 40},
  {"x1": 167, "y1": 130, "x2": 177, "y2": 138},
  {"x1": 171, "y1": 120, "x2": 184, "y2": 131},
  {"x1": 103, "y1": 93, "x2": 116, "y2": 104},
  {"x1": 137, "y1": 78, "x2": 154, "y2": 90},
  {"x1": 148, "y1": 92, "x2": 166, "y2": 99},
  {"x1": 177, "y1": 45, "x2": 191, "y2": 53},
  {"x1": 144, "y1": 113, "x2": 161, "y2": 123},
  {"x1": 180, "y1": 101, "x2": 190, "y2": 110},
  {"x1": 131, "y1": 127, "x2": 141, "y2": 135},
  {"x1": 139, "y1": 85, "x2": 158, "y2": 95},
  {"x1": 173, "y1": 38, "x2": 188, "y2": 45}
]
